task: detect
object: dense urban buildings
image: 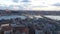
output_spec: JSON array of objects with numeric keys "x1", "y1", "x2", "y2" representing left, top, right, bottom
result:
[{"x1": 0, "y1": 10, "x2": 60, "y2": 34}]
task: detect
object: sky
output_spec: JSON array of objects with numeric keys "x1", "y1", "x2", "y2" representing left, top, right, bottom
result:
[{"x1": 0, "y1": 0, "x2": 60, "y2": 11}]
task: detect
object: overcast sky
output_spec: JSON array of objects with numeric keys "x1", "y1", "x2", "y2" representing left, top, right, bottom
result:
[{"x1": 0, "y1": 0, "x2": 60, "y2": 11}]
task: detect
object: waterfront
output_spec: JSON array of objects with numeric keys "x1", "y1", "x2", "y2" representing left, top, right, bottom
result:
[{"x1": 0, "y1": 15, "x2": 60, "y2": 34}]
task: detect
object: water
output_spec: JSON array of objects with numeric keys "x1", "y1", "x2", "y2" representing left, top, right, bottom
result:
[
  {"x1": 0, "y1": 15, "x2": 26, "y2": 20},
  {"x1": 0, "y1": 15, "x2": 60, "y2": 20},
  {"x1": 45, "y1": 15, "x2": 60, "y2": 20}
]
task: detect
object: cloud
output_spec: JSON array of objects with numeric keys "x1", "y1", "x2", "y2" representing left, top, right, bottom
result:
[
  {"x1": 13, "y1": 0, "x2": 19, "y2": 3},
  {"x1": 21, "y1": 0, "x2": 30, "y2": 2},
  {"x1": 52, "y1": 3, "x2": 60, "y2": 6}
]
